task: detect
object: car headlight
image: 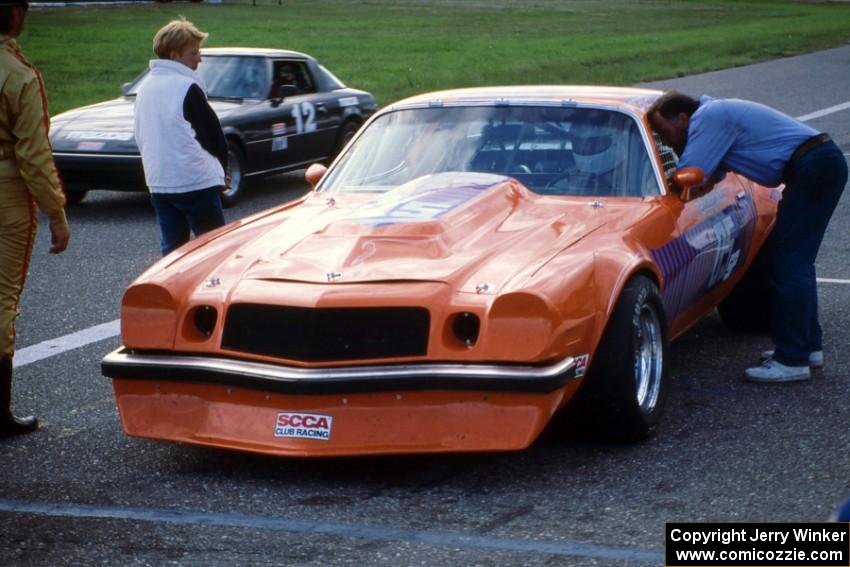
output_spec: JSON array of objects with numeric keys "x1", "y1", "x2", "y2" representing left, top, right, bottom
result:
[
  {"x1": 120, "y1": 283, "x2": 178, "y2": 349},
  {"x1": 484, "y1": 292, "x2": 555, "y2": 361}
]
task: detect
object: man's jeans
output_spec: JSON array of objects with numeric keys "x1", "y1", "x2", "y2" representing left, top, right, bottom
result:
[
  {"x1": 150, "y1": 187, "x2": 226, "y2": 256},
  {"x1": 765, "y1": 140, "x2": 847, "y2": 366}
]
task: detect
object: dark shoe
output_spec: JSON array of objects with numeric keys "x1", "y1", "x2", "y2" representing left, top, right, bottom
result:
[
  {"x1": 0, "y1": 414, "x2": 39, "y2": 437},
  {"x1": 0, "y1": 355, "x2": 39, "y2": 437}
]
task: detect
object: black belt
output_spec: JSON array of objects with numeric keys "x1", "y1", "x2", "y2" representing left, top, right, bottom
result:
[{"x1": 783, "y1": 133, "x2": 831, "y2": 179}]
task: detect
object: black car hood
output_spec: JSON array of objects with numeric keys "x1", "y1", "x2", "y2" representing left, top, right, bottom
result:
[
  {"x1": 52, "y1": 98, "x2": 136, "y2": 135},
  {"x1": 50, "y1": 96, "x2": 243, "y2": 152}
]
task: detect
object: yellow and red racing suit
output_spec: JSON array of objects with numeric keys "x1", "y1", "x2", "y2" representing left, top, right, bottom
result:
[{"x1": 0, "y1": 36, "x2": 67, "y2": 357}]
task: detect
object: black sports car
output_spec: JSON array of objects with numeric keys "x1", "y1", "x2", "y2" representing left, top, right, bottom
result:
[{"x1": 49, "y1": 48, "x2": 378, "y2": 207}]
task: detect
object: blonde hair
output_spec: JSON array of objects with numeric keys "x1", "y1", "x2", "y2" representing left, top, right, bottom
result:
[{"x1": 152, "y1": 17, "x2": 208, "y2": 59}]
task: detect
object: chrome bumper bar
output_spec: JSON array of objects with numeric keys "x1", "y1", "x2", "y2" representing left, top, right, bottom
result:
[{"x1": 102, "y1": 347, "x2": 577, "y2": 395}]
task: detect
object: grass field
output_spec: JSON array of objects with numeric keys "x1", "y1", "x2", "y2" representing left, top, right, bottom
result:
[{"x1": 20, "y1": 0, "x2": 850, "y2": 116}]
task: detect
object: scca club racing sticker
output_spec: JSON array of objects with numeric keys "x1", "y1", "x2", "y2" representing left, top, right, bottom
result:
[{"x1": 274, "y1": 412, "x2": 333, "y2": 441}]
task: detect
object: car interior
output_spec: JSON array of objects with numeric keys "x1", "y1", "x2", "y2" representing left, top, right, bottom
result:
[
  {"x1": 466, "y1": 116, "x2": 659, "y2": 197},
  {"x1": 325, "y1": 106, "x2": 663, "y2": 198},
  {"x1": 273, "y1": 61, "x2": 316, "y2": 96}
]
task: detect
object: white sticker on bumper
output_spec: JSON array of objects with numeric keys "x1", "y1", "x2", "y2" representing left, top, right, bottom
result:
[{"x1": 274, "y1": 412, "x2": 333, "y2": 441}]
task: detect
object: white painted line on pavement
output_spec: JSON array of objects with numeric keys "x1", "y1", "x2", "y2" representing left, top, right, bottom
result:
[
  {"x1": 14, "y1": 319, "x2": 120, "y2": 369},
  {"x1": 796, "y1": 101, "x2": 850, "y2": 122},
  {"x1": 817, "y1": 278, "x2": 850, "y2": 285},
  {"x1": 0, "y1": 498, "x2": 662, "y2": 563}
]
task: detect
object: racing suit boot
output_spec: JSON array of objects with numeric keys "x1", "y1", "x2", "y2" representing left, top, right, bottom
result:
[{"x1": 0, "y1": 356, "x2": 38, "y2": 437}]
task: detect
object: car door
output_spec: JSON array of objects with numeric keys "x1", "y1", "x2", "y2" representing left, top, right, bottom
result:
[
  {"x1": 650, "y1": 144, "x2": 759, "y2": 335},
  {"x1": 658, "y1": 176, "x2": 758, "y2": 330},
  {"x1": 270, "y1": 60, "x2": 338, "y2": 166}
]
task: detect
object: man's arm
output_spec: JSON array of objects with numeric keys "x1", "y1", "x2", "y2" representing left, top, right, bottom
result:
[
  {"x1": 11, "y1": 74, "x2": 69, "y2": 253},
  {"x1": 677, "y1": 106, "x2": 736, "y2": 181}
]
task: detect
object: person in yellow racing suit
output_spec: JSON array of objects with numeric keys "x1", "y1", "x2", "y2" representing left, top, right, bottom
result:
[{"x1": 0, "y1": 0, "x2": 70, "y2": 437}]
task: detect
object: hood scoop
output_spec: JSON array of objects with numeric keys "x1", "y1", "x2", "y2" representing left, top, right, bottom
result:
[{"x1": 238, "y1": 172, "x2": 600, "y2": 286}]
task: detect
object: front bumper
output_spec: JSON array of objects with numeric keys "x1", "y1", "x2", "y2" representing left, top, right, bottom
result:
[
  {"x1": 102, "y1": 348, "x2": 576, "y2": 394},
  {"x1": 54, "y1": 152, "x2": 145, "y2": 192},
  {"x1": 102, "y1": 348, "x2": 579, "y2": 456}
]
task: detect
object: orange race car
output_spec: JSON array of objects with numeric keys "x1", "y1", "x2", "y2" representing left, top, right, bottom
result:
[{"x1": 102, "y1": 86, "x2": 779, "y2": 457}]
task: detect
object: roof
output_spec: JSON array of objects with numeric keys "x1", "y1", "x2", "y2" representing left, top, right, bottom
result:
[
  {"x1": 389, "y1": 85, "x2": 664, "y2": 114},
  {"x1": 201, "y1": 47, "x2": 312, "y2": 60}
]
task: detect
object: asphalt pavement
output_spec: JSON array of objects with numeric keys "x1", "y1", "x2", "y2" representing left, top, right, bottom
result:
[{"x1": 2, "y1": 46, "x2": 850, "y2": 566}]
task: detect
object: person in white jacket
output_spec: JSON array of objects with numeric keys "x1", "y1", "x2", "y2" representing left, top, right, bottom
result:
[{"x1": 134, "y1": 18, "x2": 228, "y2": 255}]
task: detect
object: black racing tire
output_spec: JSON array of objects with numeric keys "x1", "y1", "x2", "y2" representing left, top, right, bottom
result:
[
  {"x1": 717, "y1": 257, "x2": 771, "y2": 333},
  {"x1": 572, "y1": 275, "x2": 669, "y2": 442},
  {"x1": 333, "y1": 120, "x2": 361, "y2": 157},
  {"x1": 220, "y1": 140, "x2": 245, "y2": 209},
  {"x1": 64, "y1": 187, "x2": 88, "y2": 206}
]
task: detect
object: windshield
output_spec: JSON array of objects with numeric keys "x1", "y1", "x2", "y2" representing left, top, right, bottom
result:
[
  {"x1": 127, "y1": 56, "x2": 270, "y2": 99},
  {"x1": 321, "y1": 105, "x2": 660, "y2": 197}
]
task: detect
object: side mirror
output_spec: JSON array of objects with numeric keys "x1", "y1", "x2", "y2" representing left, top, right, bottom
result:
[
  {"x1": 671, "y1": 166, "x2": 705, "y2": 202},
  {"x1": 272, "y1": 84, "x2": 298, "y2": 100},
  {"x1": 305, "y1": 163, "x2": 328, "y2": 190},
  {"x1": 121, "y1": 82, "x2": 132, "y2": 96}
]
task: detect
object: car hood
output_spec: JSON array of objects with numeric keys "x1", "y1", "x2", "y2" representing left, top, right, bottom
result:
[
  {"x1": 50, "y1": 96, "x2": 242, "y2": 150},
  {"x1": 51, "y1": 98, "x2": 137, "y2": 141},
  {"x1": 200, "y1": 173, "x2": 613, "y2": 294}
]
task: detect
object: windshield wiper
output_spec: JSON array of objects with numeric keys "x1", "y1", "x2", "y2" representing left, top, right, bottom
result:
[{"x1": 208, "y1": 95, "x2": 244, "y2": 102}]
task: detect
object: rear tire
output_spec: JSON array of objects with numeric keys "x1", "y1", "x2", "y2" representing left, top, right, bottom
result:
[
  {"x1": 220, "y1": 140, "x2": 245, "y2": 209},
  {"x1": 717, "y1": 257, "x2": 771, "y2": 333},
  {"x1": 572, "y1": 275, "x2": 669, "y2": 442}
]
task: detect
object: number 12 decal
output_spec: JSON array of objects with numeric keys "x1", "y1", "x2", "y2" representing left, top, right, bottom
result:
[{"x1": 291, "y1": 102, "x2": 316, "y2": 133}]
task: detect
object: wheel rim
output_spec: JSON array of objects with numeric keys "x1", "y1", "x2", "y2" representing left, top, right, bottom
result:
[
  {"x1": 633, "y1": 304, "x2": 663, "y2": 413},
  {"x1": 222, "y1": 148, "x2": 242, "y2": 200}
]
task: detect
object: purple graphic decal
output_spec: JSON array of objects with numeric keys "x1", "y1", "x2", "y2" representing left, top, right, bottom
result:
[{"x1": 651, "y1": 194, "x2": 757, "y2": 320}]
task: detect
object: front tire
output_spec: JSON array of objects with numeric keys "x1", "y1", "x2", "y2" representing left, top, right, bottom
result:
[
  {"x1": 333, "y1": 120, "x2": 361, "y2": 157},
  {"x1": 575, "y1": 275, "x2": 669, "y2": 442},
  {"x1": 64, "y1": 187, "x2": 88, "y2": 206},
  {"x1": 220, "y1": 140, "x2": 245, "y2": 209}
]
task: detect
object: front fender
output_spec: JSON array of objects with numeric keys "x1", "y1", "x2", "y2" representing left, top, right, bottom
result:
[{"x1": 524, "y1": 233, "x2": 662, "y2": 367}]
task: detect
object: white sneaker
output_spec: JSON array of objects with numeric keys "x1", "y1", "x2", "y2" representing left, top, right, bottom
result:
[
  {"x1": 760, "y1": 350, "x2": 823, "y2": 369},
  {"x1": 745, "y1": 358, "x2": 810, "y2": 383}
]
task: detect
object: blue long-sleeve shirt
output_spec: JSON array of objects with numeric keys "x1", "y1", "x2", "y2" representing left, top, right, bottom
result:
[{"x1": 679, "y1": 96, "x2": 819, "y2": 187}]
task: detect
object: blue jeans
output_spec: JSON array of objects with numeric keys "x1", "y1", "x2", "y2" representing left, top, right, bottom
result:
[
  {"x1": 150, "y1": 187, "x2": 226, "y2": 256},
  {"x1": 763, "y1": 140, "x2": 847, "y2": 366}
]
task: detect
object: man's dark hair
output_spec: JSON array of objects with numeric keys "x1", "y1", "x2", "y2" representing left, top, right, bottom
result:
[{"x1": 648, "y1": 91, "x2": 700, "y2": 120}]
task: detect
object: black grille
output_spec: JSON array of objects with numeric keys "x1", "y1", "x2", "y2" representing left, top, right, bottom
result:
[{"x1": 221, "y1": 304, "x2": 430, "y2": 362}]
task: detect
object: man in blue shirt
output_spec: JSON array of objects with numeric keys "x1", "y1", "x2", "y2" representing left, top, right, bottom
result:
[{"x1": 649, "y1": 92, "x2": 846, "y2": 383}]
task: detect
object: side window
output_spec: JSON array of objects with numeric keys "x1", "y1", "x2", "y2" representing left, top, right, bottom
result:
[
  {"x1": 652, "y1": 131, "x2": 679, "y2": 183},
  {"x1": 273, "y1": 60, "x2": 316, "y2": 96}
]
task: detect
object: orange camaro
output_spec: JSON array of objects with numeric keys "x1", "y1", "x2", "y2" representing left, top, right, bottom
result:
[{"x1": 102, "y1": 86, "x2": 778, "y2": 456}]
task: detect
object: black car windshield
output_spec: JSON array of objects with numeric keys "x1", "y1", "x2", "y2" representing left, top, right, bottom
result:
[
  {"x1": 320, "y1": 105, "x2": 660, "y2": 197},
  {"x1": 127, "y1": 56, "x2": 270, "y2": 99}
]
